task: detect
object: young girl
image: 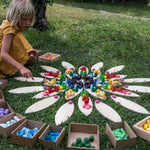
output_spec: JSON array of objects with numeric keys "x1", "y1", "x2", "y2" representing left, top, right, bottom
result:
[{"x1": 0, "y1": 0, "x2": 38, "y2": 85}]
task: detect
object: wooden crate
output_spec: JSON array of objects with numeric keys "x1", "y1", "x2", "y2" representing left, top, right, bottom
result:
[{"x1": 38, "y1": 53, "x2": 61, "y2": 62}]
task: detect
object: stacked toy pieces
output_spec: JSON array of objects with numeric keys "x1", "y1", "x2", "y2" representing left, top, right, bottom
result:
[
  {"x1": 0, "y1": 116, "x2": 20, "y2": 128},
  {"x1": 71, "y1": 135, "x2": 95, "y2": 148},
  {"x1": 142, "y1": 119, "x2": 150, "y2": 132},
  {"x1": 112, "y1": 128, "x2": 129, "y2": 140},
  {"x1": 0, "y1": 108, "x2": 10, "y2": 117},
  {"x1": 43, "y1": 130, "x2": 60, "y2": 142},
  {"x1": 16, "y1": 127, "x2": 39, "y2": 138}
]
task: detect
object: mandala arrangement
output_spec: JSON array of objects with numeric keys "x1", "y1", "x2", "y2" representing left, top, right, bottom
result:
[{"x1": 9, "y1": 62, "x2": 150, "y2": 125}]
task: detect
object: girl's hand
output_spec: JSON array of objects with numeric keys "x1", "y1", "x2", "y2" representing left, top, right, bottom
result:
[{"x1": 19, "y1": 66, "x2": 34, "y2": 80}]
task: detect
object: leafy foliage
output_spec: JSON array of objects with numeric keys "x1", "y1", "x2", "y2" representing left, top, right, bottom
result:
[
  {"x1": 0, "y1": 0, "x2": 11, "y2": 8},
  {"x1": 148, "y1": 0, "x2": 150, "y2": 6}
]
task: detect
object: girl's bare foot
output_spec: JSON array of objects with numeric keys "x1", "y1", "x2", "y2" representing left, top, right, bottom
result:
[
  {"x1": 26, "y1": 54, "x2": 36, "y2": 65},
  {"x1": 0, "y1": 79, "x2": 8, "y2": 90}
]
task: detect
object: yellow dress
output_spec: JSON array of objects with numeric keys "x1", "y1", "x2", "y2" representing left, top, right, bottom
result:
[{"x1": 0, "y1": 20, "x2": 33, "y2": 79}]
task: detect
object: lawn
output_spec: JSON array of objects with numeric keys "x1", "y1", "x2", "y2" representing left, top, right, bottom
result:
[
  {"x1": 55, "y1": 0, "x2": 150, "y2": 18},
  {"x1": 0, "y1": 2, "x2": 150, "y2": 150}
]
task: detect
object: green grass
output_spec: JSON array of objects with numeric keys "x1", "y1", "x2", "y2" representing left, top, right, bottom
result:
[
  {"x1": 55, "y1": 0, "x2": 150, "y2": 18},
  {"x1": 1, "y1": 2, "x2": 150, "y2": 150}
]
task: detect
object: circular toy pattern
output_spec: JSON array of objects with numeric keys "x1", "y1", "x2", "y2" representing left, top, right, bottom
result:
[{"x1": 9, "y1": 61, "x2": 150, "y2": 125}]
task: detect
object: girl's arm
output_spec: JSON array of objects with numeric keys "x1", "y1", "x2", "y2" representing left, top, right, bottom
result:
[{"x1": 1, "y1": 34, "x2": 34, "y2": 80}]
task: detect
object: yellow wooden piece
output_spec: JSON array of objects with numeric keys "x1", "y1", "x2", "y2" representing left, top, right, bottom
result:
[
  {"x1": 66, "y1": 69, "x2": 73, "y2": 74},
  {"x1": 59, "y1": 86, "x2": 63, "y2": 90},
  {"x1": 109, "y1": 79, "x2": 112, "y2": 85},
  {"x1": 97, "y1": 89, "x2": 100, "y2": 92},
  {"x1": 146, "y1": 129, "x2": 150, "y2": 132},
  {"x1": 144, "y1": 124, "x2": 149, "y2": 130},
  {"x1": 107, "y1": 85, "x2": 111, "y2": 90},
  {"x1": 147, "y1": 120, "x2": 150, "y2": 125},
  {"x1": 46, "y1": 54, "x2": 50, "y2": 58},
  {"x1": 52, "y1": 79, "x2": 56, "y2": 84}
]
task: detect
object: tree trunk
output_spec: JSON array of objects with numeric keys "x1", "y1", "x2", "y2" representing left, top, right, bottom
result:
[{"x1": 32, "y1": 0, "x2": 50, "y2": 31}]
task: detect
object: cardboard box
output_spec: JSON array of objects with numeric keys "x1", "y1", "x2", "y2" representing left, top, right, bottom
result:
[
  {"x1": 11, "y1": 119, "x2": 46, "y2": 148},
  {"x1": 0, "y1": 101, "x2": 14, "y2": 119},
  {"x1": 0, "y1": 112, "x2": 26, "y2": 137},
  {"x1": 133, "y1": 116, "x2": 150, "y2": 142},
  {"x1": 106, "y1": 121, "x2": 137, "y2": 148},
  {"x1": 38, "y1": 52, "x2": 61, "y2": 62},
  {"x1": 39, "y1": 125, "x2": 65, "y2": 149},
  {"x1": 67, "y1": 123, "x2": 99, "y2": 150},
  {"x1": 0, "y1": 90, "x2": 4, "y2": 101}
]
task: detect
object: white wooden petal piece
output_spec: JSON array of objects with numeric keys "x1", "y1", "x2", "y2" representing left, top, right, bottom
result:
[
  {"x1": 106, "y1": 65, "x2": 124, "y2": 74},
  {"x1": 25, "y1": 96, "x2": 60, "y2": 113},
  {"x1": 93, "y1": 75, "x2": 100, "y2": 79},
  {"x1": 14, "y1": 77, "x2": 44, "y2": 82},
  {"x1": 9, "y1": 86, "x2": 44, "y2": 94},
  {"x1": 86, "y1": 89, "x2": 106, "y2": 100},
  {"x1": 78, "y1": 96, "x2": 93, "y2": 116},
  {"x1": 41, "y1": 65, "x2": 60, "y2": 73},
  {"x1": 40, "y1": 73, "x2": 60, "y2": 80},
  {"x1": 43, "y1": 83, "x2": 58, "y2": 86},
  {"x1": 91, "y1": 62, "x2": 103, "y2": 71},
  {"x1": 95, "y1": 101, "x2": 122, "y2": 122},
  {"x1": 65, "y1": 73, "x2": 72, "y2": 79},
  {"x1": 101, "y1": 88, "x2": 140, "y2": 97},
  {"x1": 78, "y1": 66, "x2": 89, "y2": 75},
  {"x1": 111, "y1": 95, "x2": 150, "y2": 114},
  {"x1": 123, "y1": 78, "x2": 150, "y2": 83},
  {"x1": 62, "y1": 61, "x2": 75, "y2": 70},
  {"x1": 65, "y1": 88, "x2": 83, "y2": 100},
  {"x1": 55, "y1": 102, "x2": 74, "y2": 125},
  {"x1": 124, "y1": 85, "x2": 150, "y2": 93},
  {"x1": 33, "y1": 90, "x2": 65, "y2": 99}
]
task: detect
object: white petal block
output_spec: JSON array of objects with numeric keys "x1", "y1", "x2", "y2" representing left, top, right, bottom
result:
[
  {"x1": 124, "y1": 85, "x2": 150, "y2": 93},
  {"x1": 55, "y1": 102, "x2": 74, "y2": 125},
  {"x1": 25, "y1": 96, "x2": 60, "y2": 113},
  {"x1": 123, "y1": 78, "x2": 150, "y2": 83},
  {"x1": 62, "y1": 61, "x2": 75, "y2": 70},
  {"x1": 9, "y1": 86, "x2": 44, "y2": 94},
  {"x1": 111, "y1": 95, "x2": 150, "y2": 114},
  {"x1": 95, "y1": 101, "x2": 122, "y2": 122},
  {"x1": 106, "y1": 65, "x2": 124, "y2": 74},
  {"x1": 91, "y1": 62, "x2": 103, "y2": 71},
  {"x1": 101, "y1": 88, "x2": 140, "y2": 97},
  {"x1": 65, "y1": 73, "x2": 73, "y2": 79},
  {"x1": 14, "y1": 77, "x2": 44, "y2": 82},
  {"x1": 78, "y1": 96, "x2": 93, "y2": 116},
  {"x1": 41, "y1": 65, "x2": 60, "y2": 73}
]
